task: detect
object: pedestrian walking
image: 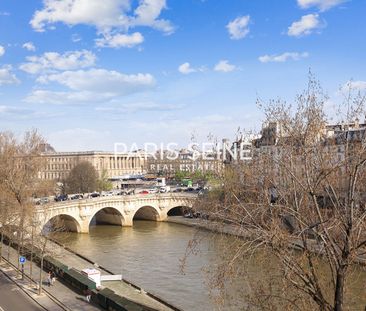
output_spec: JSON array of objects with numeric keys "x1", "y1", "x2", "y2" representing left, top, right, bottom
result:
[
  {"x1": 47, "y1": 271, "x2": 52, "y2": 287},
  {"x1": 85, "y1": 288, "x2": 92, "y2": 303},
  {"x1": 50, "y1": 271, "x2": 56, "y2": 285}
]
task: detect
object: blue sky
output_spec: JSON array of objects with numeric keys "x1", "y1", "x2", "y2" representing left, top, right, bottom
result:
[{"x1": 0, "y1": 0, "x2": 365, "y2": 151}]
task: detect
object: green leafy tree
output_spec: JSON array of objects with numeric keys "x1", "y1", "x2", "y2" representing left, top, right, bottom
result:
[
  {"x1": 174, "y1": 170, "x2": 190, "y2": 182},
  {"x1": 97, "y1": 169, "x2": 113, "y2": 192}
]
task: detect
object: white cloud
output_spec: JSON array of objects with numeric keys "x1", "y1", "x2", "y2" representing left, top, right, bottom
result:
[
  {"x1": 22, "y1": 42, "x2": 36, "y2": 51},
  {"x1": 0, "y1": 105, "x2": 59, "y2": 120},
  {"x1": 0, "y1": 105, "x2": 29, "y2": 114},
  {"x1": 131, "y1": 113, "x2": 234, "y2": 143},
  {"x1": 288, "y1": 14, "x2": 322, "y2": 37},
  {"x1": 30, "y1": 0, "x2": 174, "y2": 45},
  {"x1": 37, "y1": 69, "x2": 155, "y2": 93},
  {"x1": 0, "y1": 65, "x2": 20, "y2": 85},
  {"x1": 259, "y1": 52, "x2": 309, "y2": 63},
  {"x1": 297, "y1": 0, "x2": 346, "y2": 11},
  {"x1": 226, "y1": 15, "x2": 250, "y2": 40},
  {"x1": 19, "y1": 50, "x2": 96, "y2": 74},
  {"x1": 0, "y1": 45, "x2": 5, "y2": 57},
  {"x1": 95, "y1": 32, "x2": 144, "y2": 48},
  {"x1": 132, "y1": 0, "x2": 174, "y2": 34},
  {"x1": 26, "y1": 68, "x2": 155, "y2": 104},
  {"x1": 214, "y1": 60, "x2": 236, "y2": 72},
  {"x1": 342, "y1": 80, "x2": 366, "y2": 92},
  {"x1": 178, "y1": 62, "x2": 196, "y2": 74},
  {"x1": 194, "y1": 114, "x2": 233, "y2": 123},
  {"x1": 96, "y1": 101, "x2": 184, "y2": 113},
  {"x1": 30, "y1": 0, "x2": 130, "y2": 32},
  {"x1": 24, "y1": 90, "x2": 114, "y2": 105}
]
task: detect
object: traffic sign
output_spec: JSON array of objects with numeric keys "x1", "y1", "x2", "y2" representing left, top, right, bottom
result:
[{"x1": 19, "y1": 256, "x2": 26, "y2": 264}]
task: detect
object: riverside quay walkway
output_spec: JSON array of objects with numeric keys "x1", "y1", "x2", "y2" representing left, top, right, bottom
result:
[
  {"x1": 1, "y1": 239, "x2": 179, "y2": 311},
  {"x1": 36, "y1": 193, "x2": 197, "y2": 233},
  {"x1": 0, "y1": 242, "x2": 102, "y2": 311}
]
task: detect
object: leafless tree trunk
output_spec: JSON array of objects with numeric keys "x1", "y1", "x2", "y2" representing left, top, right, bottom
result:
[{"x1": 38, "y1": 234, "x2": 48, "y2": 295}]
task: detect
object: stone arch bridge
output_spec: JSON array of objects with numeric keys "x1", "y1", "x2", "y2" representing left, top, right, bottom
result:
[{"x1": 36, "y1": 193, "x2": 197, "y2": 233}]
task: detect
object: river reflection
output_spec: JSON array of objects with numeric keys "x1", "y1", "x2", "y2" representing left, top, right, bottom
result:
[{"x1": 56, "y1": 220, "x2": 366, "y2": 311}]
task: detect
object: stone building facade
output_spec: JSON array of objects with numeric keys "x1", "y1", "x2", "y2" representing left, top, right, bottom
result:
[
  {"x1": 147, "y1": 149, "x2": 223, "y2": 176},
  {"x1": 39, "y1": 150, "x2": 147, "y2": 181}
]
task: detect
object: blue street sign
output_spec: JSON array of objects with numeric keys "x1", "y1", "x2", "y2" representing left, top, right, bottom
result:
[{"x1": 19, "y1": 256, "x2": 26, "y2": 264}]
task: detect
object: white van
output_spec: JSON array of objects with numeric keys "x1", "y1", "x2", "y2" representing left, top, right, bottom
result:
[{"x1": 159, "y1": 186, "x2": 171, "y2": 193}]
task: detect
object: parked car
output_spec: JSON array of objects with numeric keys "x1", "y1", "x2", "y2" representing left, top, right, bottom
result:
[
  {"x1": 139, "y1": 190, "x2": 149, "y2": 195},
  {"x1": 148, "y1": 188, "x2": 158, "y2": 194}
]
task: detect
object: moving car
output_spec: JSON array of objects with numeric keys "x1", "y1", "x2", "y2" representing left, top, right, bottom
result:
[
  {"x1": 159, "y1": 186, "x2": 171, "y2": 193},
  {"x1": 54, "y1": 194, "x2": 68, "y2": 202},
  {"x1": 101, "y1": 191, "x2": 114, "y2": 197},
  {"x1": 148, "y1": 188, "x2": 158, "y2": 194},
  {"x1": 36, "y1": 197, "x2": 49, "y2": 205},
  {"x1": 90, "y1": 192, "x2": 100, "y2": 198},
  {"x1": 70, "y1": 194, "x2": 83, "y2": 200},
  {"x1": 117, "y1": 189, "x2": 135, "y2": 195}
]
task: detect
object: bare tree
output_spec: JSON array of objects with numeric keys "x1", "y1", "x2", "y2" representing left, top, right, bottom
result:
[
  {"x1": 190, "y1": 76, "x2": 366, "y2": 310},
  {"x1": 0, "y1": 183, "x2": 17, "y2": 262},
  {"x1": 0, "y1": 130, "x2": 47, "y2": 269}
]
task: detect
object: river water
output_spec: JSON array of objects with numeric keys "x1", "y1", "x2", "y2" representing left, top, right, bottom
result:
[
  {"x1": 57, "y1": 219, "x2": 366, "y2": 311},
  {"x1": 58, "y1": 219, "x2": 249, "y2": 310}
]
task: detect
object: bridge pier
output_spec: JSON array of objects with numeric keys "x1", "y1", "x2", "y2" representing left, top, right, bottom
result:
[
  {"x1": 80, "y1": 219, "x2": 90, "y2": 233},
  {"x1": 159, "y1": 209, "x2": 169, "y2": 221},
  {"x1": 123, "y1": 216, "x2": 133, "y2": 227}
]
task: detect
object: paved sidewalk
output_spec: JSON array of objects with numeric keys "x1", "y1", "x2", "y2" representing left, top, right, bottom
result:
[
  {"x1": 0, "y1": 270, "x2": 45, "y2": 311},
  {"x1": 1, "y1": 243, "x2": 102, "y2": 311},
  {"x1": 0, "y1": 261, "x2": 64, "y2": 311}
]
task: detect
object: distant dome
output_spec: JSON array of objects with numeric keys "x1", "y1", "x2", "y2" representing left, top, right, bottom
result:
[{"x1": 40, "y1": 143, "x2": 56, "y2": 154}]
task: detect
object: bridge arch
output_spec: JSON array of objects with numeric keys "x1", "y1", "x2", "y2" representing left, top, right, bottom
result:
[
  {"x1": 43, "y1": 214, "x2": 81, "y2": 233},
  {"x1": 133, "y1": 205, "x2": 161, "y2": 221},
  {"x1": 89, "y1": 207, "x2": 125, "y2": 228},
  {"x1": 167, "y1": 205, "x2": 191, "y2": 216}
]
